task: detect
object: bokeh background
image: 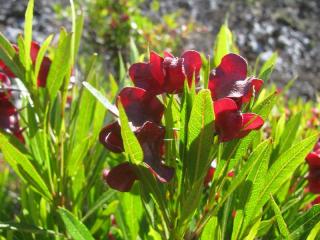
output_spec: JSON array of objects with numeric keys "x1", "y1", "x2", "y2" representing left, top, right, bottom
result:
[{"x1": 0, "y1": 0, "x2": 319, "y2": 98}]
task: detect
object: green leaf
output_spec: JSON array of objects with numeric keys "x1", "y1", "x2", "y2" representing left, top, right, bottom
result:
[
  {"x1": 219, "y1": 140, "x2": 271, "y2": 208},
  {"x1": 213, "y1": 22, "x2": 233, "y2": 66},
  {"x1": 277, "y1": 112, "x2": 302, "y2": 154},
  {"x1": 46, "y1": 32, "x2": 72, "y2": 101},
  {"x1": 289, "y1": 205, "x2": 320, "y2": 240},
  {"x1": 201, "y1": 216, "x2": 218, "y2": 239},
  {"x1": 251, "y1": 133, "x2": 318, "y2": 222},
  {"x1": 82, "y1": 81, "x2": 119, "y2": 116},
  {"x1": 58, "y1": 208, "x2": 94, "y2": 240},
  {"x1": 116, "y1": 191, "x2": 143, "y2": 240},
  {"x1": 35, "y1": 34, "x2": 53, "y2": 83},
  {"x1": 118, "y1": 101, "x2": 143, "y2": 164},
  {"x1": 258, "y1": 52, "x2": 278, "y2": 82},
  {"x1": 0, "y1": 132, "x2": 52, "y2": 201},
  {"x1": 0, "y1": 33, "x2": 24, "y2": 79},
  {"x1": 253, "y1": 91, "x2": 278, "y2": 119},
  {"x1": 82, "y1": 190, "x2": 116, "y2": 221},
  {"x1": 270, "y1": 195, "x2": 291, "y2": 239},
  {"x1": 130, "y1": 38, "x2": 139, "y2": 63},
  {"x1": 186, "y1": 89, "x2": 214, "y2": 183},
  {"x1": 24, "y1": 0, "x2": 34, "y2": 70}
]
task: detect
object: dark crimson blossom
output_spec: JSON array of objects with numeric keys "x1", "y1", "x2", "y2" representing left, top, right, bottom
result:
[
  {"x1": 0, "y1": 72, "x2": 12, "y2": 100},
  {"x1": 209, "y1": 53, "x2": 263, "y2": 107},
  {"x1": 0, "y1": 77, "x2": 24, "y2": 143},
  {"x1": 129, "y1": 50, "x2": 202, "y2": 95},
  {"x1": 0, "y1": 41, "x2": 51, "y2": 87},
  {"x1": 214, "y1": 98, "x2": 264, "y2": 142},
  {"x1": 306, "y1": 140, "x2": 320, "y2": 193},
  {"x1": 100, "y1": 87, "x2": 173, "y2": 192},
  {"x1": 102, "y1": 122, "x2": 174, "y2": 192},
  {"x1": 99, "y1": 87, "x2": 164, "y2": 152}
]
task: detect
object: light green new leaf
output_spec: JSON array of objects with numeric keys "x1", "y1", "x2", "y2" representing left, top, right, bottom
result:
[
  {"x1": 118, "y1": 101, "x2": 143, "y2": 164},
  {"x1": 58, "y1": 208, "x2": 94, "y2": 240},
  {"x1": 258, "y1": 52, "x2": 278, "y2": 82},
  {"x1": 270, "y1": 195, "x2": 291, "y2": 239},
  {"x1": 213, "y1": 22, "x2": 233, "y2": 66},
  {"x1": 24, "y1": 0, "x2": 34, "y2": 70},
  {"x1": 186, "y1": 89, "x2": 214, "y2": 183},
  {"x1": 82, "y1": 81, "x2": 119, "y2": 116},
  {"x1": 46, "y1": 32, "x2": 72, "y2": 101},
  {"x1": 0, "y1": 132, "x2": 52, "y2": 201},
  {"x1": 201, "y1": 216, "x2": 218, "y2": 239}
]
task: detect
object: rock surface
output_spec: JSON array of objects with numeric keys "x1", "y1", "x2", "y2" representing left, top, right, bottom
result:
[{"x1": 0, "y1": 0, "x2": 319, "y2": 98}]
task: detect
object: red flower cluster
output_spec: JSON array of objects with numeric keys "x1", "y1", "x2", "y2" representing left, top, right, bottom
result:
[
  {"x1": 210, "y1": 54, "x2": 264, "y2": 142},
  {"x1": 0, "y1": 73, "x2": 24, "y2": 142},
  {"x1": 129, "y1": 51, "x2": 202, "y2": 95},
  {"x1": 306, "y1": 140, "x2": 320, "y2": 193},
  {"x1": 0, "y1": 41, "x2": 51, "y2": 87},
  {"x1": 101, "y1": 51, "x2": 265, "y2": 192},
  {"x1": 100, "y1": 87, "x2": 174, "y2": 192}
]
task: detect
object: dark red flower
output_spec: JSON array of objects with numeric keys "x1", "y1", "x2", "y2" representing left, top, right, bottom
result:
[
  {"x1": 129, "y1": 50, "x2": 202, "y2": 95},
  {"x1": 306, "y1": 140, "x2": 320, "y2": 193},
  {"x1": 0, "y1": 82, "x2": 24, "y2": 143},
  {"x1": 99, "y1": 87, "x2": 164, "y2": 152},
  {"x1": 312, "y1": 196, "x2": 320, "y2": 205},
  {"x1": 209, "y1": 53, "x2": 263, "y2": 107},
  {"x1": 0, "y1": 72, "x2": 12, "y2": 100},
  {"x1": 100, "y1": 87, "x2": 173, "y2": 192},
  {"x1": 214, "y1": 98, "x2": 264, "y2": 142},
  {"x1": 0, "y1": 41, "x2": 51, "y2": 87},
  {"x1": 102, "y1": 122, "x2": 174, "y2": 192},
  {"x1": 30, "y1": 41, "x2": 52, "y2": 87}
]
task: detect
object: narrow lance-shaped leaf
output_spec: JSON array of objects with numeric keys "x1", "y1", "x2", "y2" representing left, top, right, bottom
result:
[
  {"x1": 270, "y1": 194, "x2": 291, "y2": 239},
  {"x1": 118, "y1": 101, "x2": 143, "y2": 165},
  {"x1": 250, "y1": 133, "x2": 318, "y2": 222},
  {"x1": 0, "y1": 132, "x2": 52, "y2": 201},
  {"x1": 186, "y1": 89, "x2": 214, "y2": 183},
  {"x1": 46, "y1": 32, "x2": 72, "y2": 101},
  {"x1": 58, "y1": 208, "x2": 94, "y2": 240},
  {"x1": 82, "y1": 81, "x2": 119, "y2": 116},
  {"x1": 218, "y1": 140, "x2": 271, "y2": 207},
  {"x1": 24, "y1": 0, "x2": 34, "y2": 70},
  {"x1": 289, "y1": 205, "x2": 320, "y2": 240},
  {"x1": 213, "y1": 22, "x2": 233, "y2": 67}
]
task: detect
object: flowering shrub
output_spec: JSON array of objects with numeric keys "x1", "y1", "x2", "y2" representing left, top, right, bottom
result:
[{"x1": 0, "y1": 1, "x2": 319, "y2": 240}]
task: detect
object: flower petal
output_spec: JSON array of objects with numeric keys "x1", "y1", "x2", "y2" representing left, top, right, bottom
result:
[
  {"x1": 307, "y1": 152, "x2": 320, "y2": 168},
  {"x1": 136, "y1": 121, "x2": 174, "y2": 183},
  {"x1": 237, "y1": 113, "x2": 264, "y2": 138},
  {"x1": 181, "y1": 50, "x2": 202, "y2": 85},
  {"x1": 37, "y1": 56, "x2": 51, "y2": 87},
  {"x1": 163, "y1": 56, "x2": 185, "y2": 93},
  {"x1": 242, "y1": 78, "x2": 264, "y2": 103},
  {"x1": 118, "y1": 87, "x2": 164, "y2": 127},
  {"x1": 214, "y1": 98, "x2": 242, "y2": 142},
  {"x1": 0, "y1": 72, "x2": 11, "y2": 99},
  {"x1": 209, "y1": 53, "x2": 250, "y2": 102},
  {"x1": 129, "y1": 53, "x2": 164, "y2": 95},
  {"x1": 103, "y1": 162, "x2": 138, "y2": 192},
  {"x1": 99, "y1": 121, "x2": 124, "y2": 153}
]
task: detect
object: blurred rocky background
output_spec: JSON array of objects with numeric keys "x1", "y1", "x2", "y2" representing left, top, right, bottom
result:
[{"x1": 0, "y1": 0, "x2": 319, "y2": 98}]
